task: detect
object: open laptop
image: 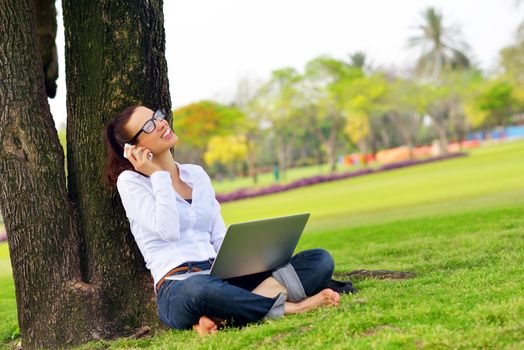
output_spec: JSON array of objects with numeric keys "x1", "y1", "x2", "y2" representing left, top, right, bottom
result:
[{"x1": 166, "y1": 213, "x2": 310, "y2": 280}]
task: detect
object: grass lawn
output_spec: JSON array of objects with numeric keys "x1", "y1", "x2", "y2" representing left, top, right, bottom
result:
[
  {"x1": 0, "y1": 140, "x2": 523, "y2": 349},
  {"x1": 221, "y1": 141, "x2": 524, "y2": 233},
  {"x1": 0, "y1": 243, "x2": 17, "y2": 346}
]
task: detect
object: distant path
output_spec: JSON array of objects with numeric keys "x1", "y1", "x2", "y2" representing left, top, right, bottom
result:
[{"x1": 0, "y1": 228, "x2": 6, "y2": 243}]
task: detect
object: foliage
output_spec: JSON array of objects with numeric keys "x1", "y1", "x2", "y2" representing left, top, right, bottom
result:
[
  {"x1": 254, "y1": 67, "x2": 309, "y2": 172},
  {"x1": 344, "y1": 112, "x2": 370, "y2": 145},
  {"x1": 301, "y1": 56, "x2": 365, "y2": 168},
  {"x1": 173, "y1": 101, "x2": 246, "y2": 151},
  {"x1": 204, "y1": 135, "x2": 248, "y2": 173},
  {"x1": 465, "y1": 79, "x2": 521, "y2": 128},
  {"x1": 341, "y1": 73, "x2": 387, "y2": 148},
  {"x1": 500, "y1": 38, "x2": 524, "y2": 84}
]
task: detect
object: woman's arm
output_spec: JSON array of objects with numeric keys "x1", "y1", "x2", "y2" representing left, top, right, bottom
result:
[
  {"x1": 117, "y1": 170, "x2": 180, "y2": 241},
  {"x1": 197, "y1": 166, "x2": 227, "y2": 252},
  {"x1": 210, "y1": 198, "x2": 227, "y2": 252}
]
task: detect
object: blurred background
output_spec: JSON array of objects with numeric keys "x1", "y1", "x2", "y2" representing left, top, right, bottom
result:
[{"x1": 25, "y1": 0, "x2": 524, "y2": 193}]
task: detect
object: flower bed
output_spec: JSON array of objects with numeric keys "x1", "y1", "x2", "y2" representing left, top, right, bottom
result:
[{"x1": 216, "y1": 152, "x2": 468, "y2": 203}]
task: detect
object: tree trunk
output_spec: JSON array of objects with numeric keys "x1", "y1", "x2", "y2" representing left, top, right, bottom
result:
[
  {"x1": 325, "y1": 116, "x2": 345, "y2": 172},
  {"x1": 429, "y1": 104, "x2": 450, "y2": 155},
  {"x1": 62, "y1": 0, "x2": 172, "y2": 340},
  {"x1": 326, "y1": 127, "x2": 339, "y2": 172},
  {"x1": 0, "y1": 0, "x2": 172, "y2": 348},
  {"x1": 436, "y1": 125, "x2": 449, "y2": 154},
  {"x1": 246, "y1": 137, "x2": 258, "y2": 184},
  {"x1": 391, "y1": 112, "x2": 414, "y2": 158},
  {"x1": 0, "y1": 0, "x2": 95, "y2": 348}
]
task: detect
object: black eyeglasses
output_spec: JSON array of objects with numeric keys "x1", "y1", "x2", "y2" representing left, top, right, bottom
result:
[{"x1": 125, "y1": 109, "x2": 168, "y2": 145}]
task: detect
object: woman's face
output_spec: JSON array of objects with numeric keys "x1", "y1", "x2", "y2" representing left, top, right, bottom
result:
[{"x1": 125, "y1": 106, "x2": 178, "y2": 155}]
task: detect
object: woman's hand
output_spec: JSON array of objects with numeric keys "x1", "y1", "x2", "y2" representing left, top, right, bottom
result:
[{"x1": 125, "y1": 145, "x2": 162, "y2": 177}]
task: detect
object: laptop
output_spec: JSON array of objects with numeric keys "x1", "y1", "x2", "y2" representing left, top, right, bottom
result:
[{"x1": 166, "y1": 213, "x2": 310, "y2": 280}]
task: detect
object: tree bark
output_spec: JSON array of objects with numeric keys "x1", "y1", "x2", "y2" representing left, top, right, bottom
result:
[
  {"x1": 0, "y1": 0, "x2": 172, "y2": 349},
  {"x1": 62, "y1": 0, "x2": 171, "y2": 340},
  {"x1": 33, "y1": 0, "x2": 59, "y2": 98},
  {"x1": 0, "y1": 0, "x2": 95, "y2": 348}
]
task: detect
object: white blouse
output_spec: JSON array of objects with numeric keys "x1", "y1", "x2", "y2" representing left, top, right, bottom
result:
[{"x1": 116, "y1": 161, "x2": 227, "y2": 293}]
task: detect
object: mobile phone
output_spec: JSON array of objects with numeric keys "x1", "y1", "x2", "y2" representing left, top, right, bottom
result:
[
  {"x1": 123, "y1": 143, "x2": 132, "y2": 159},
  {"x1": 123, "y1": 143, "x2": 153, "y2": 160}
]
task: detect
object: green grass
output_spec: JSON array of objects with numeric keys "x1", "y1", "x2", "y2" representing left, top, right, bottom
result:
[
  {"x1": 1, "y1": 140, "x2": 523, "y2": 349},
  {"x1": 0, "y1": 243, "x2": 17, "y2": 346},
  {"x1": 221, "y1": 141, "x2": 524, "y2": 233},
  {"x1": 68, "y1": 206, "x2": 524, "y2": 350}
]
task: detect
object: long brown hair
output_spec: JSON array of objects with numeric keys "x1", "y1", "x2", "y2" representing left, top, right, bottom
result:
[{"x1": 103, "y1": 105, "x2": 139, "y2": 187}]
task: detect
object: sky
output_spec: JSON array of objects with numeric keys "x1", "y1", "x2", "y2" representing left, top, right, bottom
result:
[{"x1": 49, "y1": 0, "x2": 523, "y2": 129}]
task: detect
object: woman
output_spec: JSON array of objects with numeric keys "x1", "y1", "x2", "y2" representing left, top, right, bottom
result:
[{"x1": 103, "y1": 105, "x2": 340, "y2": 335}]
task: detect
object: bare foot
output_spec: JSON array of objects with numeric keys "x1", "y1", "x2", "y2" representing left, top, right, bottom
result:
[
  {"x1": 192, "y1": 316, "x2": 218, "y2": 336},
  {"x1": 285, "y1": 288, "x2": 340, "y2": 314}
]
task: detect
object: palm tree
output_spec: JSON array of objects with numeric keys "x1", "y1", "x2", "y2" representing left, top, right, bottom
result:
[
  {"x1": 408, "y1": 7, "x2": 471, "y2": 79},
  {"x1": 349, "y1": 51, "x2": 367, "y2": 70}
]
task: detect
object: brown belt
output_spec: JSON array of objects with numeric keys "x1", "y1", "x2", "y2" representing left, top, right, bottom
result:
[{"x1": 156, "y1": 265, "x2": 202, "y2": 292}]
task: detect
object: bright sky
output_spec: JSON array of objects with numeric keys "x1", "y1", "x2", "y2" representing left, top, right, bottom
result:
[{"x1": 49, "y1": 0, "x2": 522, "y2": 129}]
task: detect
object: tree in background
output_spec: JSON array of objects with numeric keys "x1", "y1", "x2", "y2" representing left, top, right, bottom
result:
[
  {"x1": 257, "y1": 67, "x2": 306, "y2": 176},
  {"x1": 0, "y1": 0, "x2": 171, "y2": 348},
  {"x1": 465, "y1": 79, "x2": 523, "y2": 129},
  {"x1": 303, "y1": 56, "x2": 363, "y2": 171},
  {"x1": 408, "y1": 7, "x2": 471, "y2": 80},
  {"x1": 494, "y1": 0, "x2": 524, "y2": 125},
  {"x1": 342, "y1": 73, "x2": 388, "y2": 155},
  {"x1": 408, "y1": 7, "x2": 473, "y2": 153},
  {"x1": 500, "y1": 42, "x2": 524, "y2": 85},
  {"x1": 500, "y1": 2, "x2": 524, "y2": 86},
  {"x1": 349, "y1": 51, "x2": 372, "y2": 73},
  {"x1": 231, "y1": 77, "x2": 266, "y2": 183},
  {"x1": 381, "y1": 75, "x2": 427, "y2": 155},
  {"x1": 204, "y1": 135, "x2": 248, "y2": 177},
  {"x1": 173, "y1": 101, "x2": 246, "y2": 164},
  {"x1": 424, "y1": 70, "x2": 484, "y2": 150}
]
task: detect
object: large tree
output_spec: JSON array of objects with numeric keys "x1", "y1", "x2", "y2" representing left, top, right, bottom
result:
[{"x1": 0, "y1": 0, "x2": 171, "y2": 348}]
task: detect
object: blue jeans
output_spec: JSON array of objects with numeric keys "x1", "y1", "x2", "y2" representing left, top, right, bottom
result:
[{"x1": 156, "y1": 248, "x2": 335, "y2": 329}]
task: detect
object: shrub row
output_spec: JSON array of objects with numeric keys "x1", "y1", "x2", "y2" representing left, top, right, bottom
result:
[{"x1": 216, "y1": 152, "x2": 468, "y2": 203}]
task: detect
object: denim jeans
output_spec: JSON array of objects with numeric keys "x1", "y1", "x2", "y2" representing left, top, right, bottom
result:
[{"x1": 156, "y1": 248, "x2": 335, "y2": 329}]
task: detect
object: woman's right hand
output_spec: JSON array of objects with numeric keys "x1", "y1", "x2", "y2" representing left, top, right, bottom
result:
[{"x1": 125, "y1": 145, "x2": 162, "y2": 177}]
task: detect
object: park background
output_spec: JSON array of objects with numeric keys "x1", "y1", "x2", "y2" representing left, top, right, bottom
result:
[{"x1": 1, "y1": 0, "x2": 524, "y2": 349}]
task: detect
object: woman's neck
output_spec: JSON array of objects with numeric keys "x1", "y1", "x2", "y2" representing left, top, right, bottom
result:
[{"x1": 153, "y1": 150, "x2": 179, "y2": 181}]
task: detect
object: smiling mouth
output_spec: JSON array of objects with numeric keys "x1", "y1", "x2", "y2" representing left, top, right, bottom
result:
[{"x1": 162, "y1": 129, "x2": 172, "y2": 139}]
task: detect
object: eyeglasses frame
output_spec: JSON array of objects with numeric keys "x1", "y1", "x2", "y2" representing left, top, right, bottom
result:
[{"x1": 125, "y1": 109, "x2": 168, "y2": 145}]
